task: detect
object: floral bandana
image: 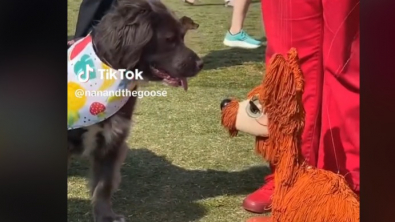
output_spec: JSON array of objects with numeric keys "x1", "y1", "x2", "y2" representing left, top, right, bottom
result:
[{"x1": 67, "y1": 35, "x2": 136, "y2": 130}]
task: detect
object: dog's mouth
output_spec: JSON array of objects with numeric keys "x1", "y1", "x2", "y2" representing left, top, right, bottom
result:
[{"x1": 150, "y1": 66, "x2": 188, "y2": 91}]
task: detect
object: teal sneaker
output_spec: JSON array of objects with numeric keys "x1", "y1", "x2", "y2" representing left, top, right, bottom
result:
[{"x1": 223, "y1": 30, "x2": 262, "y2": 49}]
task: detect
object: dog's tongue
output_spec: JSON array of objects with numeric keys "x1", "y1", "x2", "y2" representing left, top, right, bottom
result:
[{"x1": 180, "y1": 78, "x2": 188, "y2": 91}]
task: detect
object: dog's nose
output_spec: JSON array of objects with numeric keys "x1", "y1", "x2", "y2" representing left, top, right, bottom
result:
[
  {"x1": 196, "y1": 59, "x2": 204, "y2": 71},
  {"x1": 220, "y1": 99, "x2": 232, "y2": 110}
]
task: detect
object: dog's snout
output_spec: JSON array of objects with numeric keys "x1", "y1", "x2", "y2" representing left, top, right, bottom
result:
[
  {"x1": 196, "y1": 59, "x2": 204, "y2": 71},
  {"x1": 220, "y1": 99, "x2": 232, "y2": 110}
]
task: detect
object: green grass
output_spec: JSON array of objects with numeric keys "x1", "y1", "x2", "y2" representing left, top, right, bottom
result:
[{"x1": 68, "y1": 0, "x2": 270, "y2": 221}]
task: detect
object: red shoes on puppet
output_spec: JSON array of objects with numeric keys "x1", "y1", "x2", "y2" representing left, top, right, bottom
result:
[{"x1": 243, "y1": 174, "x2": 274, "y2": 213}]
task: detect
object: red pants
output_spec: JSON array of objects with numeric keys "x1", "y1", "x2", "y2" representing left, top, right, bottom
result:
[{"x1": 261, "y1": 0, "x2": 360, "y2": 191}]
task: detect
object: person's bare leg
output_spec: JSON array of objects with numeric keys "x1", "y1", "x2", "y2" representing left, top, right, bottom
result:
[
  {"x1": 223, "y1": 0, "x2": 262, "y2": 49},
  {"x1": 229, "y1": 0, "x2": 251, "y2": 34},
  {"x1": 184, "y1": 0, "x2": 195, "y2": 5}
]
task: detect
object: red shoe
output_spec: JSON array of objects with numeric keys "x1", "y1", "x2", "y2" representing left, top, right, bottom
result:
[
  {"x1": 246, "y1": 216, "x2": 272, "y2": 222},
  {"x1": 243, "y1": 174, "x2": 274, "y2": 213}
]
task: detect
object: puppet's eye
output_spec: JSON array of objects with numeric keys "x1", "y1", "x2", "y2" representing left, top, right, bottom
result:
[
  {"x1": 246, "y1": 100, "x2": 261, "y2": 118},
  {"x1": 251, "y1": 95, "x2": 259, "y2": 102},
  {"x1": 249, "y1": 101, "x2": 259, "y2": 113}
]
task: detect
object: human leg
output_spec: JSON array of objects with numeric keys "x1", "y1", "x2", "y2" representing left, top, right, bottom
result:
[
  {"x1": 223, "y1": 0, "x2": 262, "y2": 49},
  {"x1": 318, "y1": 0, "x2": 360, "y2": 192},
  {"x1": 243, "y1": 0, "x2": 324, "y2": 213},
  {"x1": 229, "y1": 0, "x2": 250, "y2": 34},
  {"x1": 69, "y1": 0, "x2": 115, "y2": 45}
]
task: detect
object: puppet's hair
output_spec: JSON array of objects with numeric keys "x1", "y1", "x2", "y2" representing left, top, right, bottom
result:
[
  {"x1": 247, "y1": 85, "x2": 264, "y2": 99},
  {"x1": 257, "y1": 49, "x2": 307, "y2": 219},
  {"x1": 221, "y1": 99, "x2": 239, "y2": 137},
  {"x1": 261, "y1": 48, "x2": 359, "y2": 222},
  {"x1": 257, "y1": 48, "x2": 305, "y2": 164}
]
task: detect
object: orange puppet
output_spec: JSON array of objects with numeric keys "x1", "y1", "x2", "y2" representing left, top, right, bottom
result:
[{"x1": 220, "y1": 48, "x2": 359, "y2": 222}]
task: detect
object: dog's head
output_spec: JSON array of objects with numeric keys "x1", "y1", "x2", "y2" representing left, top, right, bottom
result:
[
  {"x1": 180, "y1": 16, "x2": 199, "y2": 30},
  {"x1": 93, "y1": 0, "x2": 203, "y2": 90}
]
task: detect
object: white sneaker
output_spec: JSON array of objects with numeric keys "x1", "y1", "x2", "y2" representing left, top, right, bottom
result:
[{"x1": 224, "y1": 0, "x2": 233, "y2": 7}]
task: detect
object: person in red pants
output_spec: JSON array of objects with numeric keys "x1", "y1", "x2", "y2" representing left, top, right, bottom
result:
[{"x1": 243, "y1": 0, "x2": 360, "y2": 219}]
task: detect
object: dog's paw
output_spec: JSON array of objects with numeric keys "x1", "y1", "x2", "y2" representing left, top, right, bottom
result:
[{"x1": 95, "y1": 214, "x2": 125, "y2": 222}]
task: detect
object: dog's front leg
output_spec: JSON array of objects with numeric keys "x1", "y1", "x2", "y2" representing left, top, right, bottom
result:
[{"x1": 90, "y1": 143, "x2": 128, "y2": 222}]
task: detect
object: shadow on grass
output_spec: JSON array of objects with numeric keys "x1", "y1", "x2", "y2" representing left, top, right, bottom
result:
[
  {"x1": 202, "y1": 45, "x2": 266, "y2": 70},
  {"x1": 68, "y1": 148, "x2": 270, "y2": 222}
]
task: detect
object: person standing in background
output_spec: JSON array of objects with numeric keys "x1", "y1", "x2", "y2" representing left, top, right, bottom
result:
[
  {"x1": 68, "y1": 0, "x2": 115, "y2": 46},
  {"x1": 184, "y1": 0, "x2": 263, "y2": 49},
  {"x1": 222, "y1": 0, "x2": 263, "y2": 49},
  {"x1": 244, "y1": 0, "x2": 360, "y2": 221}
]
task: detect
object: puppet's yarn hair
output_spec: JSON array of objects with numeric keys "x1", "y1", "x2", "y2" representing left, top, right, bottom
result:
[
  {"x1": 260, "y1": 48, "x2": 359, "y2": 222},
  {"x1": 278, "y1": 169, "x2": 360, "y2": 222},
  {"x1": 221, "y1": 99, "x2": 239, "y2": 137}
]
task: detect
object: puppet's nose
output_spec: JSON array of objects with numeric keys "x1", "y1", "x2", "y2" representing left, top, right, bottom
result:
[{"x1": 220, "y1": 99, "x2": 232, "y2": 110}]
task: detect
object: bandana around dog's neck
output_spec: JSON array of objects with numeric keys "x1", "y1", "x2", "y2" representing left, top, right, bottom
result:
[{"x1": 67, "y1": 35, "x2": 137, "y2": 130}]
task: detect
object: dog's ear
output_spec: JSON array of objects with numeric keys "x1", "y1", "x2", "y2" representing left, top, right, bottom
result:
[
  {"x1": 180, "y1": 16, "x2": 192, "y2": 26},
  {"x1": 180, "y1": 16, "x2": 188, "y2": 23},
  {"x1": 117, "y1": 0, "x2": 156, "y2": 68},
  {"x1": 94, "y1": 0, "x2": 158, "y2": 69},
  {"x1": 180, "y1": 16, "x2": 199, "y2": 30}
]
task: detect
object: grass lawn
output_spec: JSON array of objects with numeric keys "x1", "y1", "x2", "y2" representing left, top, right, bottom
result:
[{"x1": 68, "y1": 0, "x2": 271, "y2": 221}]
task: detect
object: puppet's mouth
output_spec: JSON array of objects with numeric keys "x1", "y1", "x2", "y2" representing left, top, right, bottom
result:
[
  {"x1": 257, "y1": 136, "x2": 269, "y2": 140},
  {"x1": 150, "y1": 67, "x2": 188, "y2": 91}
]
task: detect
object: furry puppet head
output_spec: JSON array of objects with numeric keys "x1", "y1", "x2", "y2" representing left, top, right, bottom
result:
[{"x1": 221, "y1": 48, "x2": 305, "y2": 165}]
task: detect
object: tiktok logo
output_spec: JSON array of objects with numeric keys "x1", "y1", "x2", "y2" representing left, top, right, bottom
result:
[{"x1": 77, "y1": 65, "x2": 94, "y2": 83}]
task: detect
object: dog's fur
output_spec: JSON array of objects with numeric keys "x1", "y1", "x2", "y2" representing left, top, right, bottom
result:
[{"x1": 67, "y1": 1, "x2": 202, "y2": 221}]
